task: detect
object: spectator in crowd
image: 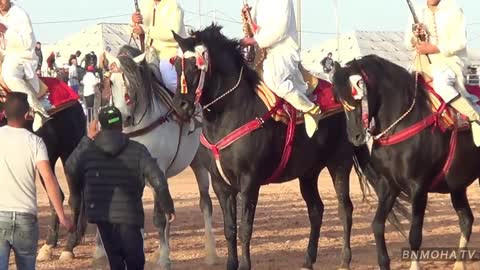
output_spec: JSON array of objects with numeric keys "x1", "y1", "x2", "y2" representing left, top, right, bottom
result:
[
  {"x1": 34, "y1": 41, "x2": 43, "y2": 75},
  {"x1": 65, "y1": 106, "x2": 175, "y2": 270},
  {"x1": 320, "y1": 52, "x2": 334, "y2": 74},
  {"x1": 0, "y1": 93, "x2": 73, "y2": 270},
  {"x1": 82, "y1": 65, "x2": 100, "y2": 122},
  {"x1": 68, "y1": 58, "x2": 80, "y2": 93},
  {"x1": 46, "y1": 51, "x2": 57, "y2": 77}
]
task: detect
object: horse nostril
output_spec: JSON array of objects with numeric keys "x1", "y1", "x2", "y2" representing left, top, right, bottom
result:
[
  {"x1": 355, "y1": 134, "x2": 362, "y2": 141},
  {"x1": 180, "y1": 100, "x2": 189, "y2": 111}
]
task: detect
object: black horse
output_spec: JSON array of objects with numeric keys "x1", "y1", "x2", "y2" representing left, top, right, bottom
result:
[
  {"x1": 332, "y1": 54, "x2": 480, "y2": 270},
  {"x1": 171, "y1": 24, "x2": 357, "y2": 270},
  {"x1": 0, "y1": 98, "x2": 86, "y2": 260}
]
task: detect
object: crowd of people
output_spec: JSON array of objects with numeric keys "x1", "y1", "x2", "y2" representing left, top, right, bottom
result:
[{"x1": 0, "y1": 0, "x2": 477, "y2": 269}]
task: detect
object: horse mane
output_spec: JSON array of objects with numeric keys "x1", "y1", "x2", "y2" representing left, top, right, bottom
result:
[
  {"x1": 188, "y1": 24, "x2": 259, "y2": 87},
  {"x1": 117, "y1": 45, "x2": 164, "y2": 113},
  {"x1": 334, "y1": 54, "x2": 429, "y2": 107}
]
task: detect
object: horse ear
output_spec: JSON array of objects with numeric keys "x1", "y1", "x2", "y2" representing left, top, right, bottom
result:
[
  {"x1": 172, "y1": 31, "x2": 186, "y2": 48},
  {"x1": 333, "y1": 61, "x2": 342, "y2": 71},
  {"x1": 133, "y1": 53, "x2": 146, "y2": 64}
]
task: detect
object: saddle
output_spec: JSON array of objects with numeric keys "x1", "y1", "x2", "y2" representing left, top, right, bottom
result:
[
  {"x1": 255, "y1": 65, "x2": 343, "y2": 124},
  {"x1": 421, "y1": 75, "x2": 480, "y2": 130},
  {"x1": 0, "y1": 77, "x2": 79, "y2": 117}
]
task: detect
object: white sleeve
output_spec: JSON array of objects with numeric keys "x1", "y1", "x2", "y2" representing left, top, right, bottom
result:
[
  {"x1": 35, "y1": 137, "x2": 49, "y2": 162},
  {"x1": 254, "y1": 0, "x2": 289, "y2": 49},
  {"x1": 4, "y1": 9, "x2": 35, "y2": 51}
]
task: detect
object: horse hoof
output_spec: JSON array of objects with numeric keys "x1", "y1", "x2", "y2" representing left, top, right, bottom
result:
[
  {"x1": 205, "y1": 254, "x2": 221, "y2": 265},
  {"x1": 300, "y1": 268, "x2": 313, "y2": 270},
  {"x1": 36, "y1": 244, "x2": 53, "y2": 261},
  {"x1": 338, "y1": 268, "x2": 351, "y2": 270},
  {"x1": 59, "y1": 251, "x2": 74, "y2": 261},
  {"x1": 92, "y1": 256, "x2": 109, "y2": 269},
  {"x1": 453, "y1": 261, "x2": 466, "y2": 270}
]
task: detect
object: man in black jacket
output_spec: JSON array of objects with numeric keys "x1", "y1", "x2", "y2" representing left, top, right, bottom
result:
[{"x1": 65, "y1": 105, "x2": 175, "y2": 270}]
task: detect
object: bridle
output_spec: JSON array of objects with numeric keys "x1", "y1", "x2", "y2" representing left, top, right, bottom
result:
[
  {"x1": 173, "y1": 45, "x2": 244, "y2": 111},
  {"x1": 104, "y1": 61, "x2": 148, "y2": 126},
  {"x1": 341, "y1": 65, "x2": 418, "y2": 143}
]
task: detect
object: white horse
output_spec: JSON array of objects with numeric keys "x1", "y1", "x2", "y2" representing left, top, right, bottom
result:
[{"x1": 92, "y1": 45, "x2": 218, "y2": 269}]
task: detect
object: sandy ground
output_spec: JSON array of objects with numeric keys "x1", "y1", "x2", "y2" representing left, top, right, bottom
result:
[{"x1": 19, "y1": 162, "x2": 480, "y2": 270}]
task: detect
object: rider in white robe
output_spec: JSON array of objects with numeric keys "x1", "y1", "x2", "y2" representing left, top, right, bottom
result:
[
  {"x1": 131, "y1": 0, "x2": 186, "y2": 93},
  {"x1": 404, "y1": 0, "x2": 480, "y2": 145},
  {"x1": 0, "y1": 1, "x2": 52, "y2": 130},
  {"x1": 242, "y1": 0, "x2": 321, "y2": 137}
]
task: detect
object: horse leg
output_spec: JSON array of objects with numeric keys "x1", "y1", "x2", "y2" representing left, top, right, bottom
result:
[
  {"x1": 61, "y1": 164, "x2": 88, "y2": 261},
  {"x1": 372, "y1": 180, "x2": 399, "y2": 270},
  {"x1": 37, "y1": 159, "x2": 64, "y2": 262},
  {"x1": 91, "y1": 227, "x2": 109, "y2": 268},
  {"x1": 327, "y1": 163, "x2": 353, "y2": 270},
  {"x1": 190, "y1": 154, "x2": 219, "y2": 265},
  {"x1": 153, "y1": 192, "x2": 171, "y2": 270},
  {"x1": 212, "y1": 175, "x2": 238, "y2": 270},
  {"x1": 299, "y1": 170, "x2": 324, "y2": 270},
  {"x1": 408, "y1": 190, "x2": 428, "y2": 270},
  {"x1": 451, "y1": 190, "x2": 474, "y2": 270},
  {"x1": 238, "y1": 183, "x2": 260, "y2": 270}
]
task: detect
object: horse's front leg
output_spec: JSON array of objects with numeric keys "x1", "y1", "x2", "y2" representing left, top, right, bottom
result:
[
  {"x1": 153, "y1": 192, "x2": 171, "y2": 270},
  {"x1": 451, "y1": 190, "x2": 474, "y2": 270},
  {"x1": 37, "y1": 160, "x2": 64, "y2": 262},
  {"x1": 328, "y1": 162, "x2": 353, "y2": 270},
  {"x1": 299, "y1": 170, "x2": 324, "y2": 270},
  {"x1": 212, "y1": 174, "x2": 239, "y2": 270},
  {"x1": 372, "y1": 180, "x2": 399, "y2": 270},
  {"x1": 190, "y1": 151, "x2": 219, "y2": 265},
  {"x1": 238, "y1": 181, "x2": 260, "y2": 270},
  {"x1": 408, "y1": 189, "x2": 428, "y2": 270}
]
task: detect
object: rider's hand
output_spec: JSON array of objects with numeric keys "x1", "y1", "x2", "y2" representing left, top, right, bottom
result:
[
  {"x1": 0, "y1": 23, "x2": 7, "y2": 34},
  {"x1": 412, "y1": 23, "x2": 427, "y2": 39},
  {"x1": 87, "y1": 120, "x2": 100, "y2": 139},
  {"x1": 133, "y1": 25, "x2": 145, "y2": 35},
  {"x1": 416, "y1": 42, "x2": 440, "y2": 55},
  {"x1": 240, "y1": 37, "x2": 257, "y2": 47},
  {"x1": 131, "y1": 12, "x2": 143, "y2": 24},
  {"x1": 59, "y1": 215, "x2": 75, "y2": 232}
]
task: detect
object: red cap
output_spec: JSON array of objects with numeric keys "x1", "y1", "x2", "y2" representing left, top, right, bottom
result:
[{"x1": 87, "y1": 65, "x2": 95, "y2": 72}]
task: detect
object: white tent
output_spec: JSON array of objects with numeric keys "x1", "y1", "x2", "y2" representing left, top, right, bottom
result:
[
  {"x1": 302, "y1": 30, "x2": 480, "y2": 73},
  {"x1": 41, "y1": 23, "x2": 135, "y2": 69}
]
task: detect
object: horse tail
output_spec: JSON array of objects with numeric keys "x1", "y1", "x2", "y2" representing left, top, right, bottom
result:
[{"x1": 352, "y1": 146, "x2": 410, "y2": 240}]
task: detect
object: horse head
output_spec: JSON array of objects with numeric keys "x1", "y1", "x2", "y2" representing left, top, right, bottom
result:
[
  {"x1": 332, "y1": 55, "x2": 393, "y2": 146},
  {"x1": 172, "y1": 24, "x2": 255, "y2": 120},
  {"x1": 108, "y1": 45, "x2": 155, "y2": 127}
]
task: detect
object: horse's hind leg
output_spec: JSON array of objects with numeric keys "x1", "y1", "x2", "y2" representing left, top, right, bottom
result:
[
  {"x1": 327, "y1": 161, "x2": 353, "y2": 270},
  {"x1": 408, "y1": 189, "x2": 428, "y2": 270},
  {"x1": 372, "y1": 180, "x2": 399, "y2": 270},
  {"x1": 451, "y1": 190, "x2": 474, "y2": 270},
  {"x1": 299, "y1": 169, "x2": 324, "y2": 270},
  {"x1": 190, "y1": 155, "x2": 219, "y2": 265}
]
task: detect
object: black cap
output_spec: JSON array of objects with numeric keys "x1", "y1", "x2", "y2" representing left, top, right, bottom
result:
[{"x1": 98, "y1": 106, "x2": 122, "y2": 130}]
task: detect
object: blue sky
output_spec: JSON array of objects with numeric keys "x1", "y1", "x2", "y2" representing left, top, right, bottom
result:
[{"x1": 14, "y1": 0, "x2": 480, "y2": 50}]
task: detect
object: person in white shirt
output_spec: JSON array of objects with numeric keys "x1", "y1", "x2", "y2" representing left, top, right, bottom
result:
[
  {"x1": 0, "y1": 92, "x2": 73, "y2": 270},
  {"x1": 82, "y1": 65, "x2": 100, "y2": 121},
  {"x1": 0, "y1": 0, "x2": 53, "y2": 130},
  {"x1": 68, "y1": 58, "x2": 80, "y2": 93},
  {"x1": 405, "y1": 0, "x2": 480, "y2": 145},
  {"x1": 241, "y1": 0, "x2": 321, "y2": 137}
]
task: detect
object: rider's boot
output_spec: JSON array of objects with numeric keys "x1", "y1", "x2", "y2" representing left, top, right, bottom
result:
[
  {"x1": 450, "y1": 95, "x2": 480, "y2": 146},
  {"x1": 31, "y1": 95, "x2": 54, "y2": 131},
  {"x1": 283, "y1": 90, "x2": 321, "y2": 138}
]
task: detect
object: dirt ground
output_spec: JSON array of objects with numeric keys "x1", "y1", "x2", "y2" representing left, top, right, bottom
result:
[{"x1": 25, "y1": 162, "x2": 480, "y2": 270}]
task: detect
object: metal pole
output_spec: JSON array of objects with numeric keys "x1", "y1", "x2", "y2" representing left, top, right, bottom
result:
[
  {"x1": 333, "y1": 0, "x2": 340, "y2": 62},
  {"x1": 297, "y1": 0, "x2": 302, "y2": 50},
  {"x1": 198, "y1": 0, "x2": 202, "y2": 28}
]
